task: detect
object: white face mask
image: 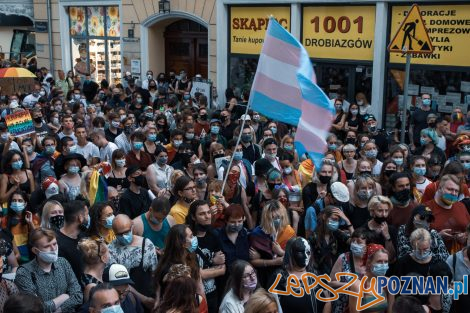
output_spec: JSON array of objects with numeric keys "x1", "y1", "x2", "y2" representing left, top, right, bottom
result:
[{"x1": 37, "y1": 248, "x2": 59, "y2": 263}]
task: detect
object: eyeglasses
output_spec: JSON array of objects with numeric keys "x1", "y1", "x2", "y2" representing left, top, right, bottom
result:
[
  {"x1": 184, "y1": 186, "x2": 196, "y2": 191},
  {"x1": 242, "y1": 270, "x2": 256, "y2": 280}
]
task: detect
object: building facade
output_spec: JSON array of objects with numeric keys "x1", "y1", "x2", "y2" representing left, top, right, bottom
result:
[{"x1": 33, "y1": 0, "x2": 470, "y2": 128}]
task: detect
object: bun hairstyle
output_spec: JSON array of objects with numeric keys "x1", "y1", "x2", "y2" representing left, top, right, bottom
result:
[{"x1": 78, "y1": 238, "x2": 105, "y2": 265}]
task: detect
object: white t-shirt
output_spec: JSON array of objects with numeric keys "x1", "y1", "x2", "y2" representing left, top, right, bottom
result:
[
  {"x1": 416, "y1": 178, "x2": 432, "y2": 196},
  {"x1": 100, "y1": 142, "x2": 118, "y2": 163},
  {"x1": 76, "y1": 141, "x2": 100, "y2": 164},
  {"x1": 372, "y1": 160, "x2": 383, "y2": 176},
  {"x1": 437, "y1": 134, "x2": 446, "y2": 151}
]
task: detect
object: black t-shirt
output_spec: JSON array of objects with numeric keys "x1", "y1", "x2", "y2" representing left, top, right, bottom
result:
[
  {"x1": 370, "y1": 132, "x2": 389, "y2": 156},
  {"x1": 105, "y1": 127, "x2": 121, "y2": 143},
  {"x1": 347, "y1": 204, "x2": 370, "y2": 229},
  {"x1": 411, "y1": 108, "x2": 436, "y2": 144},
  {"x1": 55, "y1": 230, "x2": 86, "y2": 281},
  {"x1": 118, "y1": 187, "x2": 152, "y2": 219},
  {"x1": 394, "y1": 254, "x2": 449, "y2": 278},
  {"x1": 196, "y1": 230, "x2": 223, "y2": 295},
  {"x1": 221, "y1": 122, "x2": 237, "y2": 141},
  {"x1": 34, "y1": 123, "x2": 52, "y2": 146}
]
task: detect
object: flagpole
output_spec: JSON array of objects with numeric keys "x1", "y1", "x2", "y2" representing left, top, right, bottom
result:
[{"x1": 221, "y1": 102, "x2": 252, "y2": 193}]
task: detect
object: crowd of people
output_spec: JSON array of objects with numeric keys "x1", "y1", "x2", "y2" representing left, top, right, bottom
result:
[{"x1": 0, "y1": 65, "x2": 469, "y2": 313}]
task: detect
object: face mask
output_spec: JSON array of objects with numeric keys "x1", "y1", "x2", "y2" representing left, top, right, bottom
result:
[
  {"x1": 104, "y1": 215, "x2": 115, "y2": 229},
  {"x1": 33, "y1": 116, "x2": 43, "y2": 123},
  {"x1": 37, "y1": 249, "x2": 59, "y2": 263},
  {"x1": 384, "y1": 169, "x2": 396, "y2": 177},
  {"x1": 373, "y1": 216, "x2": 387, "y2": 224},
  {"x1": 117, "y1": 230, "x2": 133, "y2": 246},
  {"x1": 392, "y1": 158, "x2": 403, "y2": 166},
  {"x1": 211, "y1": 126, "x2": 220, "y2": 135},
  {"x1": 1, "y1": 133, "x2": 10, "y2": 141},
  {"x1": 195, "y1": 176, "x2": 207, "y2": 187},
  {"x1": 11, "y1": 160, "x2": 23, "y2": 170},
  {"x1": 413, "y1": 167, "x2": 426, "y2": 176},
  {"x1": 183, "y1": 95, "x2": 190, "y2": 101},
  {"x1": 357, "y1": 100, "x2": 364, "y2": 106},
  {"x1": 328, "y1": 144, "x2": 337, "y2": 151},
  {"x1": 345, "y1": 138, "x2": 356, "y2": 145},
  {"x1": 350, "y1": 242, "x2": 365, "y2": 257},
  {"x1": 101, "y1": 304, "x2": 124, "y2": 313},
  {"x1": 284, "y1": 144, "x2": 294, "y2": 152},
  {"x1": 10, "y1": 202, "x2": 26, "y2": 213},
  {"x1": 422, "y1": 99, "x2": 431, "y2": 106},
  {"x1": 157, "y1": 156, "x2": 168, "y2": 166},
  {"x1": 327, "y1": 219, "x2": 339, "y2": 231},
  {"x1": 464, "y1": 162, "x2": 470, "y2": 170},
  {"x1": 267, "y1": 182, "x2": 281, "y2": 191},
  {"x1": 241, "y1": 134, "x2": 252, "y2": 143},
  {"x1": 283, "y1": 167, "x2": 293, "y2": 175},
  {"x1": 413, "y1": 249, "x2": 432, "y2": 261},
  {"x1": 273, "y1": 218, "x2": 281, "y2": 228},
  {"x1": 187, "y1": 236, "x2": 198, "y2": 253},
  {"x1": 49, "y1": 215, "x2": 65, "y2": 229},
  {"x1": 227, "y1": 224, "x2": 243, "y2": 233},
  {"x1": 120, "y1": 115, "x2": 127, "y2": 121},
  {"x1": 80, "y1": 214, "x2": 91, "y2": 231},
  {"x1": 26, "y1": 146, "x2": 34, "y2": 155},
  {"x1": 335, "y1": 104, "x2": 343, "y2": 111},
  {"x1": 68, "y1": 145, "x2": 77, "y2": 153},
  {"x1": 115, "y1": 159, "x2": 126, "y2": 168},
  {"x1": 372, "y1": 263, "x2": 389, "y2": 276},
  {"x1": 265, "y1": 152, "x2": 277, "y2": 161},
  {"x1": 243, "y1": 280, "x2": 257, "y2": 291},
  {"x1": 428, "y1": 121, "x2": 437, "y2": 128},
  {"x1": 365, "y1": 149, "x2": 378, "y2": 159},
  {"x1": 367, "y1": 125, "x2": 377, "y2": 133},
  {"x1": 52, "y1": 116, "x2": 60, "y2": 124},
  {"x1": 233, "y1": 151, "x2": 243, "y2": 161},
  {"x1": 270, "y1": 127, "x2": 277, "y2": 135},
  {"x1": 413, "y1": 219, "x2": 429, "y2": 230},
  {"x1": 350, "y1": 109, "x2": 359, "y2": 115},
  {"x1": 393, "y1": 189, "x2": 411, "y2": 203},
  {"x1": 112, "y1": 198, "x2": 120, "y2": 211},
  {"x1": 420, "y1": 137, "x2": 429, "y2": 146},
  {"x1": 124, "y1": 126, "x2": 133, "y2": 135},
  {"x1": 213, "y1": 153, "x2": 225, "y2": 160},
  {"x1": 111, "y1": 121, "x2": 121, "y2": 129},
  {"x1": 68, "y1": 166, "x2": 80, "y2": 174},
  {"x1": 10, "y1": 100, "x2": 18, "y2": 108},
  {"x1": 173, "y1": 140, "x2": 183, "y2": 148},
  {"x1": 39, "y1": 91, "x2": 46, "y2": 97},
  {"x1": 147, "y1": 134, "x2": 157, "y2": 142},
  {"x1": 318, "y1": 175, "x2": 331, "y2": 185},
  {"x1": 74, "y1": 94, "x2": 81, "y2": 100},
  {"x1": 228, "y1": 173, "x2": 240, "y2": 185},
  {"x1": 358, "y1": 190, "x2": 373, "y2": 201},
  {"x1": 185, "y1": 133, "x2": 195, "y2": 140},
  {"x1": 441, "y1": 193, "x2": 458, "y2": 205},
  {"x1": 133, "y1": 175, "x2": 146, "y2": 187},
  {"x1": 133, "y1": 142, "x2": 144, "y2": 150},
  {"x1": 359, "y1": 170, "x2": 372, "y2": 176}
]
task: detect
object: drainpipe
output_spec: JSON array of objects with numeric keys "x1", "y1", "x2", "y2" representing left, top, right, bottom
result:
[{"x1": 46, "y1": 0, "x2": 54, "y2": 73}]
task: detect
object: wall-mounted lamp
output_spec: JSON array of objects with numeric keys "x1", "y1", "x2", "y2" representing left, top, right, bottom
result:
[
  {"x1": 159, "y1": 0, "x2": 171, "y2": 14},
  {"x1": 128, "y1": 21, "x2": 135, "y2": 38}
]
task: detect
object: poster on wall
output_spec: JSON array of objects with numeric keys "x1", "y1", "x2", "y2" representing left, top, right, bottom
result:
[
  {"x1": 302, "y1": 6, "x2": 376, "y2": 61},
  {"x1": 389, "y1": 4, "x2": 470, "y2": 66},
  {"x1": 230, "y1": 6, "x2": 291, "y2": 55}
]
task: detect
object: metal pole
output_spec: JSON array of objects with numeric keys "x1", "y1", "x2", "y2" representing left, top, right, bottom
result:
[
  {"x1": 46, "y1": 0, "x2": 54, "y2": 74},
  {"x1": 221, "y1": 102, "x2": 251, "y2": 193},
  {"x1": 400, "y1": 53, "x2": 411, "y2": 143}
]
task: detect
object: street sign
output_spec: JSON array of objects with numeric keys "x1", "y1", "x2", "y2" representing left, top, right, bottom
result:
[{"x1": 388, "y1": 4, "x2": 433, "y2": 54}]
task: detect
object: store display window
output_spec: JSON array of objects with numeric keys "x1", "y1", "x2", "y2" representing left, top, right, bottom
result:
[{"x1": 68, "y1": 6, "x2": 121, "y2": 85}]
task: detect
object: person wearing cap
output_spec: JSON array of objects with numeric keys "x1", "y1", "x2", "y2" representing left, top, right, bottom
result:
[
  {"x1": 88, "y1": 283, "x2": 123, "y2": 313},
  {"x1": 58, "y1": 153, "x2": 86, "y2": 201},
  {"x1": 409, "y1": 93, "x2": 436, "y2": 150},
  {"x1": 118, "y1": 166, "x2": 152, "y2": 219},
  {"x1": 108, "y1": 214, "x2": 157, "y2": 299},
  {"x1": 15, "y1": 228, "x2": 83, "y2": 312},
  {"x1": 397, "y1": 205, "x2": 449, "y2": 261},
  {"x1": 200, "y1": 118, "x2": 227, "y2": 154},
  {"x1": 364, "y1": 114, "x2": 389, "y2": 159},
  {"x1": 103, "y1": 263, "x2": 145, "y2": 313}
]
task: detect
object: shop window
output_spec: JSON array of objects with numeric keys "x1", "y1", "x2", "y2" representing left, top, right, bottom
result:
[
  {"x1": 384, "y1": 67, "x2": 470, "y2": 130},
  {"x1": 68, "y1": 6, "x2": 121, "y2": 84},
  {"x1": 229, "y1": 56, "x2": 259, "y2": 95}
]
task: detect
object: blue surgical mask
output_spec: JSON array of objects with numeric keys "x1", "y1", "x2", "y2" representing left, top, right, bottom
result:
[
  {"x1": 115, "y1": 159, "x2": 126, "y2": 168},
  {"x1": 284, "y1": 144, "x2": 294, "y2": 151},
  {"x1": 11, "y1": 160, "x2": 23, "y2": 170},
  {"x1": 133, "y1": 142, "x2": 144, "y2": 150},
  {"x1": 392, "y1": 158, "x2": 403, "y2": 166},
  {"x1": 147, "y1": 134, "x2": 157, "y2": 142},
  {"x1": 273, "y1": 218, "x2": 281, "y2": 228},
  {"x1": 365, "y1": 149, "x2": 378, "y2": 159},
  {"x1": 10, "y1": 201, "x2": 26, "y2": 213},
  {"x1": 463, "y1": 162, "x2": 470, "y2": 170},
  {"x1": 68, "y1": 166, "x2": 80, "y2": 174},
  {"x1": 270, "y1": 127, "x2": 277, "y2": 135},
  {"x1": 420, "y1": 137, "x2": 429, "y2": 146},
  {"x1": 173, "y1": 140, "x2": 183, "y2": 148},
  {"x1": 413, "y1": 167, "x2": 426, "y2": 176},
  {"x1": 328, "y1": 144, "x2": 337, "y2": 151},
  {"x1": 211, "y1": 126, "x2": 220, "y2": 135},
  {"x1": 157, "y1": 156, "x2": 168, "y2": 166},
  {"x1": 185, "y1": 133, "x2": 195, "y2": 140},
  {"x1": 45, "y1": 146, "x2": 56, "y2": 155},
  {"x1": 422, "y1": 99, "x2": 431, "y2": 106},
  {"x1": 187, "y1": 236, "x2": 198, "y2": 253},
  {"x1": 350, "y1": 242, "x2": 365, "y2": 257},
  {"x1": 413, "y1": 249, "x2": 432, "y2": 261},
  {"x1": 327, "y1": 219, "x2": 339, "y2": 231},
  {"x1": 68, "y1": 145, "x2": 77, "y2": 153},
  {"x1": 372, "y1": 263, "x2": 389, "y2": 276},
  {"x1": 101, "y1": 304, "x2": 124, "y2": 313},
  {"x1": 117, "y1": 230, "x2": 133, "y2": 246},
  {"x1": 104, "y1": 215, "x2": 115, "y2": 229},
  {"x1": 233, "y1": 151, "x2": 243, "y2": 161}
]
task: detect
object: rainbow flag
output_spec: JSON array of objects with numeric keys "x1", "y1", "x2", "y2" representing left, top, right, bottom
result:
[
  {"x1": 249, "y1": 18, "x2": 334, "y2": 169},
  {"x1": 89, "y1": 169, "x2": 108, "y2": 205}
]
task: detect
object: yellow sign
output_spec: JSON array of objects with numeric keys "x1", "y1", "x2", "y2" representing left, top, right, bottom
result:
[
  {"x1": 390, "y1": 4, "x2": 470, "y2": 66},
  {"x1": 389, "y1": 4, "x2": 433, "y2": 54},
  {"x1": 302, "y1": 6, "x2": 376, "y2": 61},
  {"x1": 230, "y1": 6, "x2": 290, "y2": 55}
]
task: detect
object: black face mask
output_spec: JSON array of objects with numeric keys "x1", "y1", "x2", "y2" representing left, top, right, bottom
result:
[
  {"x1": 49, "y1": 215, "x2": 65, "y2": 229},
  {"x1": 199, "y1": 114, "x2": 207, "y2": 121},
  {"x1": 360, "y1": 171, "x2": 372, "y2": 176},
  {"x1": 220, "y1": 116, "x2": 227, "y2": 122},
  {"x1": 319, "y1": 175, "x2": 332, "y2": 184},
  {"x1": 267, "y1": 182, "x2": 281, "y2": 191},
  {"x1": 33, "y1": 117, "x2": 42, "y2": 123},
  {"x1": 133, "y1": 175, "x2": 146, "y2": 187},
  {"x1": 373, "y1": 216, "x2": 387, "y2": 224},
  {"x1": 384, "y1": 170, "x2": 396, "y2": 178},
  {"x1": 345, "y1": 138, "x2": 356, "y2": 145},
  {"x1": 394, "y1": 188, "x2": 411, "y2": 203},
  {"x1": 213, "y1": 153, "x2": 225, "y2": 160},
  {"x1": 428, "y1": 122, "x2": 437, "y2": 128},
  {"x1": 124, "y1": 126, "x2": 133, "y2": 135}
]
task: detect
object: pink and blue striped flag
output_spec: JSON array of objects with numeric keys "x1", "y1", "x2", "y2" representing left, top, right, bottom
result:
[{"x1": 249, "y1": 18, "x2": 334, "y2": 169}]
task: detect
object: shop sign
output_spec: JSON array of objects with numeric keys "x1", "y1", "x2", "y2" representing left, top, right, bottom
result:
[
  {"x1": 389, "y1": 4, "x2": 470, "y2": 66},
  {"x1": 302, "y1": 6, "x2": 376, "y2": 61},
  {"x1": 230, "y1": 6, "x2": 290, "y2": 55}
]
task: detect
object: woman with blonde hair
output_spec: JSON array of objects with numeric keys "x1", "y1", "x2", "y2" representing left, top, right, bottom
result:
[
  {"x1": 249, "y1": 200, "x2": 294, "y2": 287},
  {"x1": 77, "y1": 238, "x2": 109, "y2": 301},
  {"x1": 280, "y1": 134, "x2": 299, "y2": 166},
  {"x1": 79, "y1": 170, "x2": 92, "y2": 199},
  {"x1": 206, "y1": 142, "x2": 225, "y2": 179},
  {"x1": 244, "y1": 288, "x2": 278, "y2": 313},
  {"x1": 40, "y1": 200, "x2": 64, "y2": 230}
]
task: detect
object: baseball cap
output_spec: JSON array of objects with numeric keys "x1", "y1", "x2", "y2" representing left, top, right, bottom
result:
[
  {"x1": 411, "y1": 205, "x2": 435, "y2": 222},
  {"x1": 330, "y1": 182, "x2": 350, "y2": 203},
  {"x1": 42, "y1": 176, "x2": 59, "y2": 199},
  {"x1": 364, "y1": 114, "x2": 376, "y2": 123},
  {"x1": 240, "y1": 114, "x2": 251, "y2": 121},
  {"x1": 210, "y1": 118, "x2": 221, "y2": 125},
  {"x1": 103, "y1": 264, "x2": 134, "y2": 286}
]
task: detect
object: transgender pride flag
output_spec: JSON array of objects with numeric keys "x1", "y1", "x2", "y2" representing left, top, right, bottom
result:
[{"x1": 250, "y1": 18, "x2": 334, "y2": 169}]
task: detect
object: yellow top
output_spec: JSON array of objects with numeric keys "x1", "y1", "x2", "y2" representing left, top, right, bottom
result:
[
  {"x1": 169, "y1": 202, "x2": 189, "y2": 224},
  {"x1": 92, "y1": 229, "x2": 116, "y2": 245}
]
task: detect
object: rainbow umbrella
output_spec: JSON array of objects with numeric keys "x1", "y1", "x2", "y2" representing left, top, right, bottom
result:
[{"x1": 0, "y1": 67, "x2": 36, "y2": 78}]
